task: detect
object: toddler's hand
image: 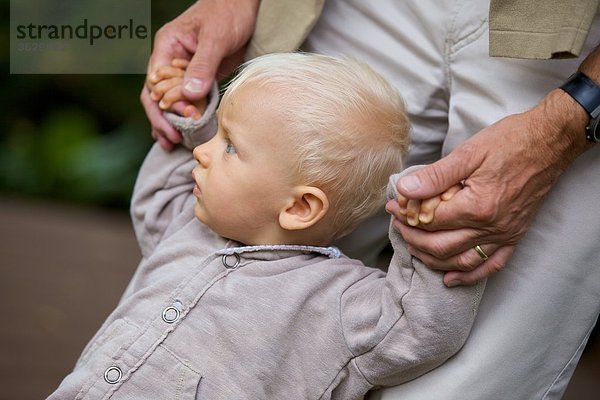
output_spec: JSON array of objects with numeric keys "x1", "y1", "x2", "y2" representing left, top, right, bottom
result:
[
  {"x1": 396, "y1": 184, "x2": 462, "y2": 226},
  {"x1": 148, "y1": 59, "x2": 207, "y2": 119}
]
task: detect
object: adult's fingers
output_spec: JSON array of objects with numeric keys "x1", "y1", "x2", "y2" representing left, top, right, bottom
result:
[
  {"x1": 148, "y1": 23, "x2": 195, "y2": 76},
  {"x1": 443, "y1": 246, "x2": 514, "y2": 286},
  {"x1": 140, "y1": 87, "x2": 182, "y2": 149},
  {"x1": 407, "y1": 243, "x2": 500, "y2": 272},
  {"x1": 393, "y1": 221, "x2": 483, "y2": 260},
  {"x1": 181, "y1": 45, "x2": 221, "y2": 100},
  {"x1": 396, "y1": 142, "x2": 485, "y2": 200},
  {"x1": 388, "y1": 200, "x2": 512, "y2": 275},
  {"x1": 180, "y1": 0, "x2": 259, "y2": 100}
]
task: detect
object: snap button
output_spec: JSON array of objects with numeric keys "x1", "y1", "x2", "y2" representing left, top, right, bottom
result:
[
  {"x1": 173, "y1": 300, "x2": 184, "y2": 311},
  {"x1": 162, "y1": 306, "x2": 181, "y2": 324},
  {"x1": 222, "y1": 253, "x2": 241, "y2": 269},
  {"x1": 104, "y1": 366, "x2": 122, "y2": 384}
]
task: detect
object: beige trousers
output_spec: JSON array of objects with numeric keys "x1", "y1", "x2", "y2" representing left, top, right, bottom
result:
[{"x1": 303, "y1": 0, "x2": 600, "y2": 398}]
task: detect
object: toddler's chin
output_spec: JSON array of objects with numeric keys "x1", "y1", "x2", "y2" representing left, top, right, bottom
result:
[{"x1": 193, "y1": 203, "x2": 208, "y2": 224}]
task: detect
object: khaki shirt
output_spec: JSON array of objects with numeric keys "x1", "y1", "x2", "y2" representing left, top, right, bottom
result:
[
  {"x1": 48, "y1": 89, "x2": 483, "y2": 399},
  {"x1": 248, "y1": 0, "x2": 599, "y2": 60}
]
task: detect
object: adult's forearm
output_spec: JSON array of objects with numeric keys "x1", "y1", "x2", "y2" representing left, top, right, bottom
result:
[{"x1": 534, "y1": 43, "x2": 600, "y2": 173}]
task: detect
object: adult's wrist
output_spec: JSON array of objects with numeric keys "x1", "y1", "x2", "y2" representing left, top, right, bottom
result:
[
  {"x1": 560, "y1": 72, "x2": 600, "y2": 143},
  {"x1": 529, "y1": 88, "x2": 593, "y2": 172},
  {"x1": 539, "y1": 45, "x2": 600, "y2": 156}
]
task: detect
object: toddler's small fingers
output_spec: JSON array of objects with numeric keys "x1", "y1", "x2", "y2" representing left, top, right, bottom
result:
[
  {"x1": 418, "y1": 196, "x2": 441, "y2": 224},
  {"x1": 172, "y1": 58, "x2": 190, "y2": 68},
  {"x1": 159, "y1": 85, "x2": 185, "y2": 110},
  {"x1": 154, "y1": 66, "x2": 185, "y2": 82},
  {"x1": 149, "y1": 67, "x2": 171, "y2": 84},
  {"x1": 153, "y1": 76, "x2": 183, "y2": 95},
  {"x1": 396, "y1": 194, "x2": 408, "y2": 215},
  {"x1": 148, "y1": 71, "x2": 160, "y2": 85},
  {"x1": 183, "y1": 104, "x2": 202, "y2": 120},
  {"x1": 441, "y1": 184, "x2": 462, "y2": 201},
  {"x1": 153, "y1": 77, "x2": 183, "y2": 106},
  {"x1": 406, "y1": 199, "x2": 421, "y2": 227}
]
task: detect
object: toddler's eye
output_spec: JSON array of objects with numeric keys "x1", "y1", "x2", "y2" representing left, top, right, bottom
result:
[{"x1": 225, "y1": 142, "x2": 236, "y2": 154}]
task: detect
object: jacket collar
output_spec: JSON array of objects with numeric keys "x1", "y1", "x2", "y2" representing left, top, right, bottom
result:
[{"x1": 216, "y1": 244, "x2": 342, "y2": 260}]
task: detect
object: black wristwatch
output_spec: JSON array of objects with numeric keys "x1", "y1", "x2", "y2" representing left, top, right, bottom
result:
[{"x1": 560, "y1": 72, "x2": 600, "y2": 143}]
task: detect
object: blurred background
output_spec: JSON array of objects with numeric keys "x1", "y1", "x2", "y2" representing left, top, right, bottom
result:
[{"x1": 0, "y1": 0, "x2": 598, "y2": 398}]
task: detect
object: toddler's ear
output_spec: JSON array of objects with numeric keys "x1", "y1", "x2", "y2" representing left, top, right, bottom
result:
[{"x1": 279, "y1": 187, "x2": 329, "y2": 231}]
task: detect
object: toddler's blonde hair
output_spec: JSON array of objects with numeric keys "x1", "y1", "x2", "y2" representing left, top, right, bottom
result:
[{"x1": 224, "y1": 53, "x2": 410, "y2": 238}]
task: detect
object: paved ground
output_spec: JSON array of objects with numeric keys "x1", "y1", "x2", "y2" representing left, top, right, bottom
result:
[
  {"x1": 0, "y1": 197, "x2": 139, "y2": 399},
  {"x1": 0, "y1": 196, "x2": 597, "y2": 399}
]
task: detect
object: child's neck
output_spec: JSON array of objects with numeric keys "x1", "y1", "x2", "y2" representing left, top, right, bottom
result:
[{"x1": 233, "y1": 226, "x2": 332, "y2": 248}]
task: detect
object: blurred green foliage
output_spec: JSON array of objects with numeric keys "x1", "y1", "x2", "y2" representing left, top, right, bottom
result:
[{"x1": 1, "y1": 0, "x2": 191, "y2": 208}]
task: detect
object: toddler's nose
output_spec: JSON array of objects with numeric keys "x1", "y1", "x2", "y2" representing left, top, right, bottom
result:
[{"x1": 193, "y1": 143, "x2": 211, "y2": 168}]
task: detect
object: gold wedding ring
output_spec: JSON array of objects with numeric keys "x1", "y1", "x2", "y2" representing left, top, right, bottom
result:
[{"x1": 473, "y1": 245, "x2": 489, "y2": 261}]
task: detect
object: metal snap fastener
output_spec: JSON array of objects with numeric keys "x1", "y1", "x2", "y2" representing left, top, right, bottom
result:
[
  {"x1": 222, "y1": 253, "x2": 241, "y2": 269},
  {"x1": 173, "y1": 300, "x2": 184, "y2": 311},
  {"x1": 162, "y1": 306, "x2": 181, "y2": 324},
  {"x1": 104, "y1": 366, "x2": 122, "y2": 384}
]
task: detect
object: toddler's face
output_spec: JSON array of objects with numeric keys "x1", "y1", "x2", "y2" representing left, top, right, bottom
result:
[{"x1": 191, "y1": 83, "x2": 298, "y2": 244}]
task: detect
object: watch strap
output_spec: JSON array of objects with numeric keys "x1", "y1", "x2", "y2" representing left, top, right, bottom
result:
[
  {"x1": 560, "y1": 72, "x2": 600, "y2": 142},
  {"x1": 561, "y1": 72, "x2": 600, "y2": 118}
]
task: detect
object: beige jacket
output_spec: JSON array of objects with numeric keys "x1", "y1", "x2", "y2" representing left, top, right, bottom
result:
[
  {"x1": 48, "y1": 89, "x2": 483, "y2": 399},
  {"x1": 247, "y1": 0, "x2": 599, "y2": 60}
]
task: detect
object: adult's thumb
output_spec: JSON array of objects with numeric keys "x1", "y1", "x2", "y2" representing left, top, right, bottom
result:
[
  {"x1": 182, "y1": 47, "x2": 221, "y2": 100},
  {"x1": 398, "y1": 144, "x2": 481, "y2": 199}
]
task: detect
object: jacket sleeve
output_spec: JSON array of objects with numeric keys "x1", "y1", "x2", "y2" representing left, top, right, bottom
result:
[
  {"x1": 246, "y1": 0, "x2": 324, "y2": 59},
  {"x1": 340, "y1": 170, "x2": 486, "y2": 388},
  {"x1": 489, "y1": 0, "x2": 599, "y2": 59},
  {"x1": 130, "y1": 84, "x2": 219, "y2": 258}
]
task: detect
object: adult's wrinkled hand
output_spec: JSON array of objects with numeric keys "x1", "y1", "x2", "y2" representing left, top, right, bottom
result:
[
  {"x1": 386, "y1": 88, "x2": 592, "y2": 286},
  {"x1": 140, "y1": 0, "x2": 260, "y2": 150}
]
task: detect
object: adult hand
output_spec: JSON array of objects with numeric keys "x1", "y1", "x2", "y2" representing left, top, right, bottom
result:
[
  {"x1": 140, "y1": 0, "x2": 260, "y2": 150},
  {"x1": 386, "y1": 88, "x2": 592, "y2": 287}
]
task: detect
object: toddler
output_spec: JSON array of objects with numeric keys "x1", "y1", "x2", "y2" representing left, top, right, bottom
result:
[{"x1": 48, "y1": 53, "x2": 483, "y2": 400}]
